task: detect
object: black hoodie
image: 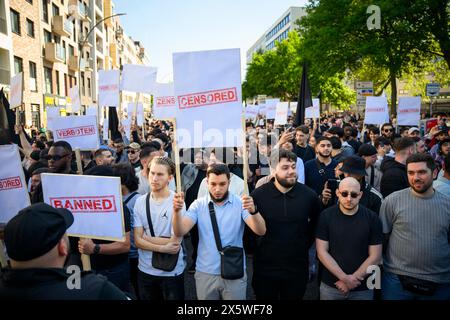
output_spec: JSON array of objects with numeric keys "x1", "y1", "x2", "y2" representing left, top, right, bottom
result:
[{"x1": 380, "y1": 157, "x2": 408, "y2": 198}]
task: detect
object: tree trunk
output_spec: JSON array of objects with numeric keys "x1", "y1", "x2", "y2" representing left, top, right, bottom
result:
[{"x1": 390, "y1": 72, "x2": 397, "y2": 118}]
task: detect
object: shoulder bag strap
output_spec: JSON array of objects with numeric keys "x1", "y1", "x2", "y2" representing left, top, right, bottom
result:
[
  {"x1": 208, "y1": 201, "x2": 223, "y2": 253},
  {"x1": 145, "y1": 193, "x2": 156, "y2": 237}
]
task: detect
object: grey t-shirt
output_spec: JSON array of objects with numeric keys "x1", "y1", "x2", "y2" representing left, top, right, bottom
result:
[{"x1": 380, "y1": 188, "x2": 450, "y2": 283}]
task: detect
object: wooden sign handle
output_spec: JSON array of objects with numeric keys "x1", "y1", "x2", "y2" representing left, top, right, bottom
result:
[
  {"x1": 0, "y1": 238, "x2": 7, "y2": 268},
  {"x1": 171, "y1": 118, "x2": 182, "y2": 194},
  {"x1": 80, "y1": 243, "x2": 91, "y2": 271},
  {"x1": 75, "y1": 149, "x2": 83, "y2": 175},
  {"x1": 242, "y1": 115, "x2": 249, "y2": 195}
]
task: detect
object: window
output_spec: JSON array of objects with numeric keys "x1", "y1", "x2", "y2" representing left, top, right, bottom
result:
[
  {"x1": 29, "y1": 62, "x2": 37, "y2": 92},
  {"x1": 87, "y1": 78, "x2": 91, "y2": 97},
  {"x1": 69, "y1": 45, "x2": 75, "y2": 56},
  {"x1": 42, "y1": 0, "x2": 49, "y2": 23},
  {"x1": 31, "y1": 104, "x2": 40, "y2": 128},
  {"x1": 14, "y1": 56, "x2": 23, "y2": 74},
  {"x1": 26, "y1": 19, "x2": 35, "y2": 37},
  {"x1": 10, "y1": 9, "x2": 20, "y2": 35},
  {"x1": 81, "y1": 71, "x2": 85, "y2": 94},
  {"x1": 52, "y1": 4, "x2": 60, "y2": 17},
  {"x1": 26, "y1": 0, "x2": 33, "y2": 4},
  {"x1": 44, "y1": 67, "x2": 52, "y2": 94},
  {"x1": 55, "y1": 70, "x2": 60, "y2": 95},
  {"x1": 44, "y1": 29, "x2": 52, "y2": 43}
]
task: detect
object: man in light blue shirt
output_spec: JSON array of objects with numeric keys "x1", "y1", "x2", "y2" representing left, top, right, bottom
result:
[
  {"x1": 434, "y1": 155, "x2": 450, "y2": 197},
  {"x1": 172, "y1": 163, "x2": 266, "y2": 300}
]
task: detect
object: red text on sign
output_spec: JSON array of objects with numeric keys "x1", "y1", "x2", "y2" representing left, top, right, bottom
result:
[
  {"x1": 0, "y1": 176, "x2": 22, "y2": 191},
  {"x1": 50, "y1": 195, "x2": 117, "y2": 213},
  {"x1": 178, "y1": 88, "x2": 238, "y2": 109},
  {"x1": 56, "y1": 126, "x2": 96, "y2": 139}
]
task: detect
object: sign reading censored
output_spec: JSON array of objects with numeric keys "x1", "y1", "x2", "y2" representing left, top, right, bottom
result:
[
  {"x1": 178, "y1": 88, "x2": 238, "y2": 109},
  {"x1": 0, "y1": 176, "x2": 22, "y2": 191}
]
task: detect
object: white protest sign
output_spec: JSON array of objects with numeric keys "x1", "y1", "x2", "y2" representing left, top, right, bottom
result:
[
  {"x1": 258, "y1": 104, "x2": 267, "y2": 116},
  {"x1": 305, "y1": 98, "x2": 320, "y2": 119},
  {"x1": 265, "y1": 99, "x2": 280, "y2": 120},
  {"x1": 289, "y1": 102, "x2": 298, "y2": 112},
  {"x1": 46, "y1": 107, "x2": 60, "y2": 131},
  {"x1": 397, "y1": 97, "x2": 421, "y2": 126},
  {"x1": 42, "y1": 174, "x2": 125, "y2": 241},
  {"x1": 102, "y1": 119, "x2": 109, "y2": 140},
  {"x1": 68, "y1": 86, "x2": 81, "y2": 113},
  {"x1": 173, "y1": 48, "x2": 243, "y2": 148},
  {"x1": 136, "y1": 103, "x2": 144, "y2": 126},
  {"x1": 274, "y1": 102, "x2": 289, "y2": 125},
  {"x1": 364, "y1": 96, "x2": 389, "y2": 125},
  {"x1": 50, "y1": 115, "x2": 99, "y2": 150},
  {"x1": 98, "y1": 70, "x2": 120, "y2": 107},
  {"x1": 0, "y1": 145, "x2": 31, "y2": 224},
  {"x1": 121, "y1": 118, "x2": 131, "y2": 140},
  {"x1": 86, "y1": 105, "x2": 98, "y2": 117},
  {"x1": 154, "y1": 83, "x2": 178, "y2": 120},
  {"x1": 245, "y1": 105, "x2": 260, "y2": 119},
  {"x1": 121, "y1": 64, "x2": 157, "y2": 94},
  {"x1": 9, "y1": 73, "x2": 23, "y2": 109}
]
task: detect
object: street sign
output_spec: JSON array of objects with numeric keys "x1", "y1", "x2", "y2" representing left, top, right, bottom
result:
[
  {"x1": 426, "y1": 83, "x2": 440, "y2": 97},
  {"x1": 356, "y1": 81, "x2": 373, "y2": 109}
]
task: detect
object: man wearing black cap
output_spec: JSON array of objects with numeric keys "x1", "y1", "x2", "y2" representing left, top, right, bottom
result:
[
  {"x1": 358, "y1": 144, "x2": 383, "y2": 192},
  {"x1": 0, "y1": 203, "x2": 128, "y2": 300},
  {"x1": 337, "y1": 155, "x2": 383, "y2": 215}
]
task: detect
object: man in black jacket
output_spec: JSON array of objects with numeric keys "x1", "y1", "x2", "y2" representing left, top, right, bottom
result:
[
  {"x1": 0, "y1": 203, "x2": 128, "y2": 300},
  {"x1": 250, "y1": 149, "x2": 321, "y2": 300},
  {"x1": 380, "y1": 137, "x2": 416, "y2": 198}
]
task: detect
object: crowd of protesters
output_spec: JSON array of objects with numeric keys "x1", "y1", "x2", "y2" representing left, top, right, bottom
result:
[{"x1": 1, "y1": 111, "x2": 449, "y2": 301}]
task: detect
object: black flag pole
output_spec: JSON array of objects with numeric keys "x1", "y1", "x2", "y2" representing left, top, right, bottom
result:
[{"x1": 294, "y1": 61, "x2": 313, "y2": 126}]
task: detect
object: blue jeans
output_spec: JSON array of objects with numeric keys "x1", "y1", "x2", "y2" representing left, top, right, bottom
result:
[{"x1": 381, "y1": 271, "x2": 450, "y2": 300}]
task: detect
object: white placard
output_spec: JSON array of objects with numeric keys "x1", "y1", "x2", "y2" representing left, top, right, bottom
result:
[
  {"x1": 9, "y1": 73, "x2": 23, "y2": 109},
  {"x1": 289, "y1": 102, "x2": 298, "y2": 112},
  {"x1": 68, "y1": 86, "x2": 81, "y2": 113},
  {"x1": 121, "y1": 118, "x2": 131, "y2": 140},
  {"x1": 173, "y1": 48, "x2": 243, "y2": 148},
  {"x1": 245, "y1": 105, "x2": 260, "y2": 119},
  {"x1": 46, "y1": 107, "x2": 60, "y2": 131},
  {"x1": 42, "y1": 174, "x2": 125, "y2": 241},
  {"x1": 274, "y1": 102, "x2": 289, "y2": 125},
  {"x1": 0, "y1": 145, "x2": 31, "y2": 224},
  {"x1": 305, "y1": 98, "x2": 320, "y2": 119},
  {"x1": 364, "y1": 96, "x2": 390, "y2": 125},
  {"x1": 258, "y1": 104, "x2": 267, "y2": 116},
  {"x1": 153, "y1": 83, "x2": 178, "y2": 120},
  {"x1": 86, "y1": 105, "x2": 98, "y2": 117},
  {"x1": 50, "y1": 115, "x2": 99, "y2": 150},
  {"x1": 137, "y1": 103, "x2": 144, "y2": 126},
  {"x1": 121, "y1": 64, "x2": 157, "y2": 94},
  {"x1": 397, "y1": 97, "x2": 421, "y2": 126},
  {"x1": 265, "y1": 99, "x2": 280, "y2": 120},
  {"x1": 98, "y1": 70, "x2": 120, "y2": 108},
  {"x1": 102, "y1": 119, "x2": 109, "y2": 141}
]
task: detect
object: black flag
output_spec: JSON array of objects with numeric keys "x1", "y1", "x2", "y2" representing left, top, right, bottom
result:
[
  {"x1": 294, "y1": 61, "x2": 313, "y2": 126},
  {"x1": 0, "y1": 88, "x2": 20, "y2": 145},
  {"x1": 108, "y1": 107, "x2": 121, "y2": 141}
]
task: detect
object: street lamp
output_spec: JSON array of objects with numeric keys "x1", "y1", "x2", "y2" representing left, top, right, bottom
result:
[{"x1": 77, "y1": 12, "x2": 126, "y2": 114}]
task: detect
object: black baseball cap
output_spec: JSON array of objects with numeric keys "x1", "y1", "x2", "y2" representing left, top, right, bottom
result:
[
  {"x1": 358, "y1": 144, "x2": 377, "y2": 157},
  {"x1": 340, "y1": 155, "x2": 367, "y2": 177},
  {"x1": 4, "y1": 203, "x2": 74, "y2": 261}
]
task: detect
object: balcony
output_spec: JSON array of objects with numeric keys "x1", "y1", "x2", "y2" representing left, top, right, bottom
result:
[
  {"x1": 96, "y1": 42, "x2": 104, "y2": 54},
  {"x1": 68, "y1": 55, "x2": 79, "y2": 71},
  {"x1": 45, "y1": 42, "x2": 66, "y2": 63},
  {"x1": 69, "y1": 0, "x2": 91, "y2": 22},
  {"x1": 80, "y1": 58, "x2": 93, "y2": 72},
  {"x1": 0, "y1": 16, "x2": 7, "y2": 35},
  {"x1": 0, "y1": 68, "x2": 10, "y2": 84},
  {"x1": 115, "y1": 26, "x2": 123, "y2": 39},
  {"x1": 79, "y1": 34, "x2": 93, "y2": 47},
  {"x1": 52, "y1": 16, "x2": 73, "y2": 37}
]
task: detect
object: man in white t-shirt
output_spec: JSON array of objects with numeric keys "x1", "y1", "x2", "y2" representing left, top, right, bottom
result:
[{"x1": 133, "y1": 156, "x2": 185, "y2": 300}]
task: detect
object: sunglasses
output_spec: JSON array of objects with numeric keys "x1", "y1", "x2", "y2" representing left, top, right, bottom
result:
[
  {"x1": 384, "y1": 129, "x2": 394, "y2": 132},
  {"x1": 129, "y1": 150, "x2": 139, "y2": 154},
  {"x1": 45, "y1": 154, "x2": 69, "y2": 161},
  {"x1": 340, "y1": 191, "x2": 359, "y2": 199}
]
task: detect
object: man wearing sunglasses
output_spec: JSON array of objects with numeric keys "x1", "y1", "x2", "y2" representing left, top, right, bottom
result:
[
  {"x1": 316, "y1": 177, "x2": 382, "y2": 300},
  {"x1": 46, "y1": 141, "x2": 75, "y2": 174},
  {"x1": 126, "y1": 143, "x2": 141, "y2": 172},
  {"x1": 381, "y1": 123, "x2": 396, "y2": 142}
]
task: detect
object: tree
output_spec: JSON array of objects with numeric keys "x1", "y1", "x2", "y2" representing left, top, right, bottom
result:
[{"x1": 299, "y1": 0, "x2": 438, "y2": 114}]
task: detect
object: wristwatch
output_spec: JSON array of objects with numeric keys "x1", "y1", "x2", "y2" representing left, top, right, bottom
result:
[
  {"x1": 93, "y1": 244, "x2": 101, "y2": 255},
  {"x1": 250, "y1": 204, "x2": 258, "y2": 215}
]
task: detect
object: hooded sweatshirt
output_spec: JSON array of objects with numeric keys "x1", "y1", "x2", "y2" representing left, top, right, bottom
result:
[{"x1": 380, "y1": 157, "x2": 408, "y2": 198}]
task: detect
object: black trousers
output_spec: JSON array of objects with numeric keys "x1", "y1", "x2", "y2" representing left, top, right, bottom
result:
[
  {"x1": 138, "y1": 270, "x2": 185, "y2": 300},
  {"x1": 129, "y1": 257, "x2": 140, "y2": 300},
  {"x1": 252, "y1": 271, "x2": 308, "y2": 300}
]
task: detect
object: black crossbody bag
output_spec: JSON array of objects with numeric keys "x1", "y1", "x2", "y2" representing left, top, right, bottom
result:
[
  {"x1": 208, "y1": 202, "x2": 244, "y2": 280},
  {"x1": 145, "y1": 193, "x2": 179, "y2": 272},
  {"x1": 397, "y1": 275, "x2": 438, "y2": 296}
]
